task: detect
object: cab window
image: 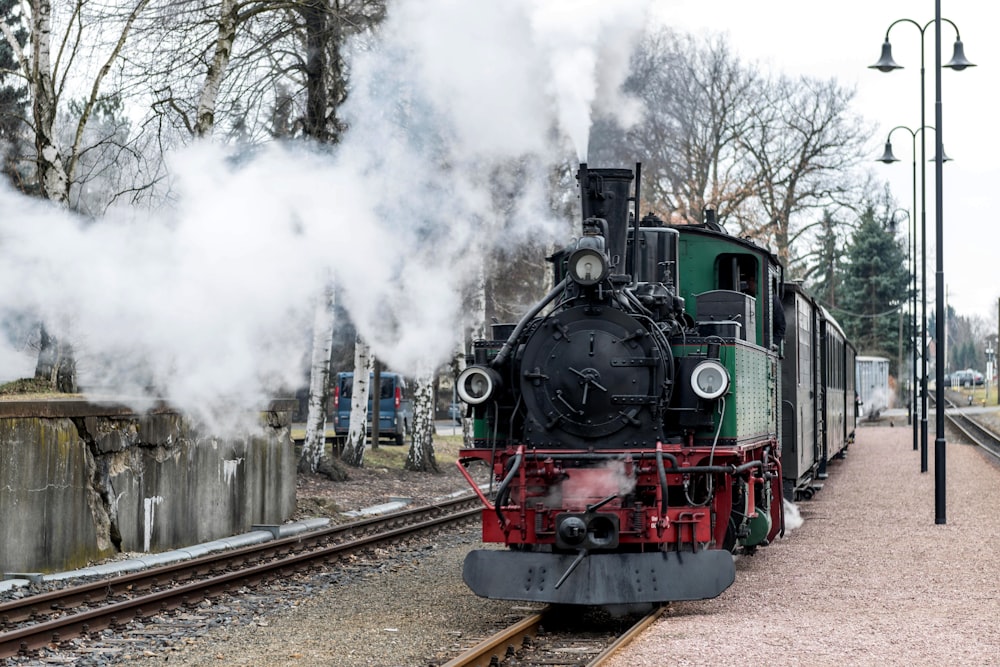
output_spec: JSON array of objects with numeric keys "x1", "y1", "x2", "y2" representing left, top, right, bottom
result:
[{"x1": 717, "y1": 253, "x2": 759, "y2": 296}]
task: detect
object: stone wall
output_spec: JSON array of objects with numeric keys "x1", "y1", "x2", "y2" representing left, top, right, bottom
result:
[{"x1": 0, "y1": 399, "x2": 296, "y2": 573}]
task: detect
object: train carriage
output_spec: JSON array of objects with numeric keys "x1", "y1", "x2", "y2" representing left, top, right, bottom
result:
[
  {"x1": 821, "y1": 308, "x2": 856, "y2": 471},
  {"x1": 781, "y1": 283, "x2": 821, "y2": 498},
  {"x1": 781, "y1": 284, "x2": 856, "y2": 499}
]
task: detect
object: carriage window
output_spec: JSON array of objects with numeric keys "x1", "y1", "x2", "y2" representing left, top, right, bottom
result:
[{"x1": 797, "y1": 301, "x2": 811, "y2": 387}]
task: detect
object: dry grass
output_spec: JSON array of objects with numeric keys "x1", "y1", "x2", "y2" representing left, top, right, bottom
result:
[
  {"x1": 346, "y1": 433, "x2": 464, "y2": 468},
  {"x1": 288, "y1": 426, "x2": 464, "y2": 467},
  {"x1": 0, "y1": 377, "x2": 82, "y2": 399}
]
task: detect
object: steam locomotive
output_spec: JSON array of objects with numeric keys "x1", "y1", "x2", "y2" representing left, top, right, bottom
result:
[{"x1": 455, "y1": 164, "x2": 855, "y2": 607}]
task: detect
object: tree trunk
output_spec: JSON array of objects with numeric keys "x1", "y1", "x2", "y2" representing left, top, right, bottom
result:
[
  {"x1": 28, "y1": 0, "x2": 68, "y2": 204},
  {"x1": 343, "y1": 334, "x2": 373, "y2": 467},
  {"x1": 193, "y1": 0, "x2": 237, "y2": 137},
  {"x1": 34, "y1": 324, "x2": 77, "y2": 393},
  {"x1": 299, "y1": 288, "x2": 335, "y2": 474},
  {"x1": 301, "y1": 0, "x2": 330, "y2": 141},
  {"x1": 405, "y1": 374, "x2": 438, "y2": 472},
  {"x1": 370, "y1": 358, "x2": 380, "y2": 450}
]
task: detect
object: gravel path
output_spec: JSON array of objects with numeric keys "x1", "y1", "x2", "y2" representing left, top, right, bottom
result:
[{"x1": 605, "y1": 424, "x2": 1000, "y2": 666}]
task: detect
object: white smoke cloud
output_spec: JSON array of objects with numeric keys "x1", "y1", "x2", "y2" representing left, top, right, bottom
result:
[
  {"x1": 0, "y1": 0, "x2": 652, "y2": 433},
  {"x1": 861, "y1": 386, "x2": 890, "y2": 420},
  {"x1": 528, "y1": 0, "x2": 648, "y2": 156},
  {"x1": 783, "y1": 498, "x2": 804, "y2": 532}
]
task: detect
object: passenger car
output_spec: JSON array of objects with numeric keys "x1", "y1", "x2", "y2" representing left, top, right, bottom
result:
[
  {"x1": 948, "y1": 369, "x2": 984, "y2": 387},
  {"x1": 332, "y1": 372, "x2": 412, "y2": 445}
]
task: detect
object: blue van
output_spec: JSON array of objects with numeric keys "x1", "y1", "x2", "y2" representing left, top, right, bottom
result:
[{"x1": 331, "y1": 372, "x2": 413, "y2": 446}]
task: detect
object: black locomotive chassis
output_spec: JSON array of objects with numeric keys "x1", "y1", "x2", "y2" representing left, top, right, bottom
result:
[{"x1": 462, "y1": 547, "x2": 736, "y2": 605}]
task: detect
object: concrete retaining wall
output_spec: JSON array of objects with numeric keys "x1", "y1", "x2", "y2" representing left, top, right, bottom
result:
[{"x1": 0, "y1": 399, "x2": 296, "y2": 574}]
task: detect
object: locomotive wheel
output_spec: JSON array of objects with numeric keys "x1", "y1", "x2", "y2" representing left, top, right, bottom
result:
[{"x1": 722, "y1": 516, "x2": 738, "y2": 553}]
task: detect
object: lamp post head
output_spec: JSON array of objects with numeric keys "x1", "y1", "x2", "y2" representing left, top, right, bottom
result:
[
  {"x1": 929, "y1": 146, "x2": 952, "y2": 163},
  {"x1": 870, "y1": 40, "x2": 902, "y2": 72},
  {"x1": 876, "y1": 140, "x2": 900, "y2": 163},
  {"x1": 945, "y1": 39, "x2": 975, "y2": 71}
]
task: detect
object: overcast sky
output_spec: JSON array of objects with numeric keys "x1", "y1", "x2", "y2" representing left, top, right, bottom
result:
[{"x1": 655, "y1": 1, "x2": 997, "y2": 324}]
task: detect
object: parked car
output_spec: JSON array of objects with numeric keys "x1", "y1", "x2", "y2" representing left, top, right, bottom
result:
[
  {"x1": 332, "y1": 372, "x2": 412, "y2": 445},
  {"x1": 948, "y1": 368, "x2": 985, "y2": 387}
]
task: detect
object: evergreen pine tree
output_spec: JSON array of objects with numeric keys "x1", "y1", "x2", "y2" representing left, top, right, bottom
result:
[
  {"x1": 839, "y1": 206, "x2": 911, "y2": 372},
  {"x1": 805, "y1": 209, "x2": 848, "y2": 309}
]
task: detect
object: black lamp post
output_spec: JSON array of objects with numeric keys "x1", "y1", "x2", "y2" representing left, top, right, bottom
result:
[
  {"x1": 876, "y1": 127, "x2": 929, "y2": 462},
  {"x1": 870, "y1": 9, "x2": 974, "y2": 524}
]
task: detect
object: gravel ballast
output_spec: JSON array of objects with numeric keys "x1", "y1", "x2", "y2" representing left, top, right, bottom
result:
[{"x1": 605, "y1": 423, "x2": 1000, "y2": 666}]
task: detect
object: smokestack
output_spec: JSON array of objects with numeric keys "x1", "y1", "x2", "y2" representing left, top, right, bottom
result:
[{"x1": 577, "y1": 166, "x2": 634, "y2": 278}]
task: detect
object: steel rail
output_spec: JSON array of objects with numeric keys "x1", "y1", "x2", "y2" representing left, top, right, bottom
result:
[
  {"x1": 442, "y1": 604, "x2": 666, "y2": 667},
  {"x1": 938, "y1": 394, "x2": 1000, "y2": 463},
  {"x1": 589, "y1": 604, "x2": 667, "y2": 665},
  {"x1": 441, "y1": 612, "x2": 544, "y2": 667}
]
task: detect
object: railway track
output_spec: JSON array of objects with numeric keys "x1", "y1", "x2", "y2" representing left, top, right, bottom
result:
[
  {"x1": 442, "y1": 604, "x2": 666, "y2": 667},
  {"x1": 939, "y1": 391, "x2": 1000, "y2": 462},
  {"x1": 0, "y1": 494, "x2": 480, "y2": 659}
]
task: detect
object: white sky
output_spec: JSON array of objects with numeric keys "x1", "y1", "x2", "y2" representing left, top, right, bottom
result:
[{"x1": 655, "y1": 1, "x2": 998, "y2": 323}]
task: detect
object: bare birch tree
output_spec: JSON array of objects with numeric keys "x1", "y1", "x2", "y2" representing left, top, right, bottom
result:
[
  {"x1": 404, "y1": 374, "x2": 437, "y2": 472},
  {"x1": 133, "y1": 0, "x2": 384, "y2": 473},
  {"x1": 296, "y1": 0, "x2": 383, "y2": 471},
  {"x1": 0, "y1": 0, "x2": 153, "y2": 205},
  {"x1": 342, "y1": 333, "x2": 372, "y2": 466},
  {"x1": 192, "y1": 0, "x2": 240, "y2": 138},
  {"x1": 299, "y1": 286, "x2": 335, "y2": 473},
  {"x1": 137, "y1": 0, "x2": 383, "y2": 144}
]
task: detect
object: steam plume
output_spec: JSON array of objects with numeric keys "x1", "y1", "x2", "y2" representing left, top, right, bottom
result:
[{"x1": 0, "y1": 0, "x2": 651, "y2": 433}]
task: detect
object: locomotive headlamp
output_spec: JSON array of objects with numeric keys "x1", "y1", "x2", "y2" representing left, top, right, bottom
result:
[
  {"x1": 568, "y1": 247, "x2": 608, "y2": 286},
  {"x1": 456, "y1": 365, "x2": 501, "y2": 405},
  {"x1": 690, "y1": 359, "x2": 730, "y2": 400}
]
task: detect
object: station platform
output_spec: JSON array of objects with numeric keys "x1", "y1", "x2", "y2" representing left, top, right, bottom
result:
[{"x1": 607, "y1": 422, "x2": 1000, "y2": 665}]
